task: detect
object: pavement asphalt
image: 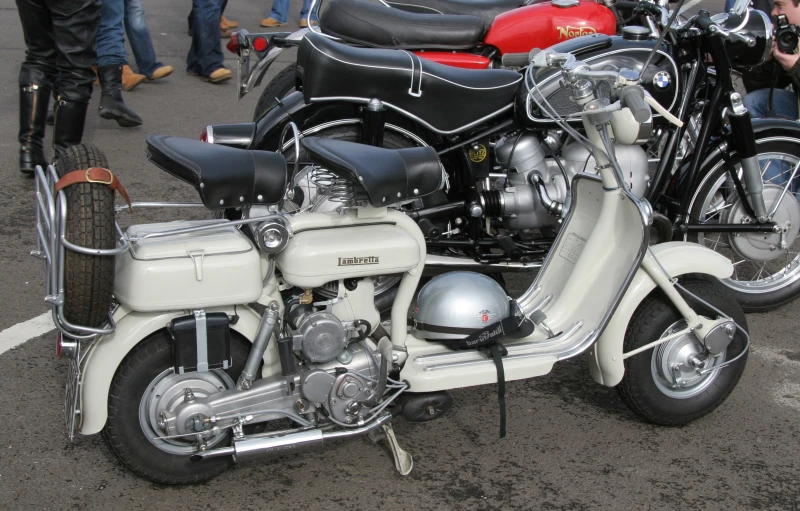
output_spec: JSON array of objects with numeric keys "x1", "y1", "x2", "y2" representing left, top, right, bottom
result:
[{"x1": 1, "y1": 0, "x2": 799, "y2": 510}]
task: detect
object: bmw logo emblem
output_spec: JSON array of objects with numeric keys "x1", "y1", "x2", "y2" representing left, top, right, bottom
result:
[{"x1": 653, "y1": 71, "x2": 671, "y2": 90}]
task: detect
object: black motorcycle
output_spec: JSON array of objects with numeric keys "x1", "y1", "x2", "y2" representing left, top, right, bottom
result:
[{"x1": 206, "y1": 3, "x2": 800, "y2": 312}]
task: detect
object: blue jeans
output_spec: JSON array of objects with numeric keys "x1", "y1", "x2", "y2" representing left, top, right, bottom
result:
[
  {"x1": 744, "y1": 88, "x2": 800, "y2": 193},
  {"x1": 96, "y1": 0, "x2": 126, "y2": 67},
  {"x1": 268, "y1": 0, "x2": 318, "y2": 23},
  {"x1": 187, "y1": 0, "x2": 224, "y2": 76},
  {"x1": 125, "y1": 0, "x2": 164, "y2": 77}
]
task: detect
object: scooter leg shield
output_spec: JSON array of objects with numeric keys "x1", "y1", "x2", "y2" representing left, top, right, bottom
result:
[
  {"x1": 78, "y1": 306, "x2": 264, "y2": 435},
  {"x1": 589, "y1": 242, "x2": 734, "y2": 388}
]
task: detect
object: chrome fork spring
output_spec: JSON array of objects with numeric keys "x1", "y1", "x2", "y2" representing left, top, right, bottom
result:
[{"x1": 310, "y1": 168, "x2": 357, "y2": 206}]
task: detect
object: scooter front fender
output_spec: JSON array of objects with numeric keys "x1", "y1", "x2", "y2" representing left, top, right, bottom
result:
[
  {"x1": 78, "y1": 305, "x2": 265, "y2": 436},
  {"x1": 588, "y1": 242, "x2": 734, "y2": 387}
]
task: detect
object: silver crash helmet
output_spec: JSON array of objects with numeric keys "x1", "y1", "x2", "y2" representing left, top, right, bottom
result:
[{"x1": 411, "y1": 272, "x2": 533, "y2": 342}]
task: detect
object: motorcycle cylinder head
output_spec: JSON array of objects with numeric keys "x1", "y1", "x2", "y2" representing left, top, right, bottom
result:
[
  {"x1": 494, "y1": 133, "x2": 547, "y2": 176},
  {"x1": 561, "y1": 141, "x2": 650, "y2": 197}
]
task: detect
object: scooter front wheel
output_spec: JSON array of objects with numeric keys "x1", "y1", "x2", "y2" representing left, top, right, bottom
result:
[{"x1": 617, "y1": 279, "x2": 748, "y2": 426}]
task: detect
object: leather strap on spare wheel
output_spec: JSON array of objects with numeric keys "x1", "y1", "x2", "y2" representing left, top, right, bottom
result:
[{"x1": 55, "y1": 167, "x2": 133, "y2": 210}]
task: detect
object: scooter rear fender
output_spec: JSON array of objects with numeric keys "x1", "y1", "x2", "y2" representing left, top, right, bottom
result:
[
  {"x1": 588, "y1": 242, "x2": 734, "y2": 387},
  {"x1": 78, "y1": 305, "x2": 270, "y2": 436}
]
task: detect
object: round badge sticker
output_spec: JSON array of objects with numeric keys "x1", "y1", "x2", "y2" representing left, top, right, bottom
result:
[{"x1": 469, "y1": 144, "x2": 487, "y2": 163}]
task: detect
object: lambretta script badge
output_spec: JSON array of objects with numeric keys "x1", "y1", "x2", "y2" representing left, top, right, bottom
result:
[
  {"x1": 338, "y1": 256, "x2": 380, "y2": 266},
  {"x1": 557, "y1": 26, "x2": 597, "y2": 40}
]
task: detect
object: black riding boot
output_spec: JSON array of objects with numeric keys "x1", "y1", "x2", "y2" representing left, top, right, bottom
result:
[
  {"x1": 52, "y1": 98, "x2": 89, "y2": 160},
  {"x1": 19, "y1": 84, "x2": 51, "y2": 174},
  {"x1": 97, "y1": 65, "x2": 142, "y2": 127}
]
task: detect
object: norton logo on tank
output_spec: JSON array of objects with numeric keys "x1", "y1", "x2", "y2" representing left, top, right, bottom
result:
[
  {"x1": 337, "y1": 256, "x2": 380, "y2": 266},
  {"x1": 557, "y1": 25, "x2": 597, "y2": 40}
]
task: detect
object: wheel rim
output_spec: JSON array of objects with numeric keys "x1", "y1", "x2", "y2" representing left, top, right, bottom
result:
[
  {"x1": 138, "y1": 368, "x2": 234, "y2": 455},
  {"x1": 651, "y1": 320, "x2": 726, "y2": 399},
  {"x1": 691, "y1": 147, "x2": 800, "y2": 295}
]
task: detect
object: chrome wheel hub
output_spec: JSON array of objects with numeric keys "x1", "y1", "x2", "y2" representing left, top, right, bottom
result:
[
  {"x1": 139, "y1": 369, "x2": 234, "y2": 455},
  {"x1": 651, "y1": 321, "x2": 725, "y2": 399}
]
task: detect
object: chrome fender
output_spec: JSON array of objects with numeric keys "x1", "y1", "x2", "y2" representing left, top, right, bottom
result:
[
  {"x1": 79, "y1": 305, "x2": 269, "y2": 435},
  {"x1": 588, "y1": 242, "x2": 734, "y2": 387}
]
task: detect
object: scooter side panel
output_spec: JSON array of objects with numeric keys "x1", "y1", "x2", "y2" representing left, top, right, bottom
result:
[
  {"x1": 588, "y1": 243, "x2": 734, "y2": 387},
  {"x1": 79, "y1": 305, "x2": 272, "y2": 435}
]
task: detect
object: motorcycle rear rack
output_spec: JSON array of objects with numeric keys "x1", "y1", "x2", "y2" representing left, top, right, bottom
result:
[{"x1": 31, "y1": 165, "x2": 129, "y2": 342}]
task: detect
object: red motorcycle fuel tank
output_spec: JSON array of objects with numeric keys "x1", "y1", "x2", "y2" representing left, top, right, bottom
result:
[
  {"x1": 484, "y1": 0, "x2": 617, "y2": 54},
  {"x1": 411, "y1": 51, "x2": 492, "y2": 69}
]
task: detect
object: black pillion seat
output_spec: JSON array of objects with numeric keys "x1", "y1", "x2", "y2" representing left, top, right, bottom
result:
[
  {"x1": 301, "y1": 136, "x2": 442, "y2": 207},
  {"x1": 385, "y1": 0, "x2": 524, "y2": 24},
  {"x1": 146, "y1": 135, "x2": 287, "y2": 209},
  {"x1": 320, "y1": 0, "x2": 487, "y2": 50},
  {"x1": 297, "y1": 32, "x2": 522, "y2": 135}
]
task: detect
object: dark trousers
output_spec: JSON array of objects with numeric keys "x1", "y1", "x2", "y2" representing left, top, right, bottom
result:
[
  {"x1": 188, "y1": 0, "x2": 227, "y2": 31},
  {"x1": 187, "y1": 0, "x2": 225, "y2": 76},
  {"x1": 16, "y1": 0, "x2": 101, "y2": 102}
]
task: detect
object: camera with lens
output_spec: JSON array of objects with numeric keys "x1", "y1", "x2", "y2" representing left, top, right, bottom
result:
[{"x1": 776, "y1": 14, "x2": 800, "y2": 54}]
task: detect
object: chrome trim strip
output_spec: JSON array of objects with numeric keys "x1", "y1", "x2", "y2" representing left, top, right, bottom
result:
[
  {"x1": 308, "y1": 97, "x2": 514, "y2": 135},
  {"x1": 279, "y1": 119, "x2": 429, "y2": 152}
]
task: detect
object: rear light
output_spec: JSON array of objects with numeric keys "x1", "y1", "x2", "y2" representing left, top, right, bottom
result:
[
  {"x1": 57, "y1": 332, "x2": 78, "y2": 358},
  {"x1": 252, "y1": 36, "x2": 268, "y2": 53},
  {"x1": 200, "y1": 125, "x2": 214, "y2": 143},
  {"x1": 226, "y1": 31, "x2": 240, "y2": 55}
]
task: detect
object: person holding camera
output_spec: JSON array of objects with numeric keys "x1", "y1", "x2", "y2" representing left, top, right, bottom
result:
[{"x1": 740, "y1": 0, "x2": 800, "y2": 120}]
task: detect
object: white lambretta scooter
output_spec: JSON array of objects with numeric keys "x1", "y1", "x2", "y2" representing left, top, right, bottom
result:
[{"x1": 34, "y1": 53, "x2": 748, "y2": 485}]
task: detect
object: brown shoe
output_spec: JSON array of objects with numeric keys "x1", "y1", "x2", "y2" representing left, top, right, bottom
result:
[
  {"x1": 220, "y1": 27, "x2": 232, "y2": 39},
  {"x1": 147, "y1": 65, "x2": 174, "y2": 81},
  {"x1": 220, "y1": 15, "x2": 238, "y2": 29},
  {"x1": 299, "y1": 19, "x2": 317, "y2": 28},
  {"x1": 260, "y1": 17, "x2": 287, "y2": 27},
  {"x1": 122, "y1": 65, "x2": 146, "y2": 91},
  {"x1": 203, "y1": 68, "x2": 233, "y2": 83},
  {"x1": 92, "y1": 65, "x2": 99, "y2": 85}
]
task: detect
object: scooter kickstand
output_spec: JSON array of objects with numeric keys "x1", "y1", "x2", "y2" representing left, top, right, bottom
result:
[{"x1": 369, "y1": 422, "x2": 413, "y2": 475}]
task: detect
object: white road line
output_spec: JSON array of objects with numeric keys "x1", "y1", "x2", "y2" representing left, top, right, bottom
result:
[
  {"x1": 681, "y1": 0, "x2": 707, "y2": 11},
  {"x1": 0, "y1": 312, "x2": 54, "y2": 356}
]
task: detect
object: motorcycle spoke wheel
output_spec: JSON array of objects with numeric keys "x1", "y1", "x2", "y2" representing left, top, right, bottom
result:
[{"x1": 688, "y1": 138, "x2": 800, "y2": 311}]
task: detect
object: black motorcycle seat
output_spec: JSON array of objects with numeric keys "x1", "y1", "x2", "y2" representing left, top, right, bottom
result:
[
  {"x1": 320, "y1": 0, "x2": 486, "y2": 50},
  {"x1": 301, "y1": 136, "x2": 442, "y2": 207},
  {"x1": 386, "y1": 0, "x2": 525, "y2": 24},
  {"x1": 146, "y1": 134, "x2": 287, "y2": 209},
  {"x1": 297, "y1": 32, "x2": 522, "y2": 134}
]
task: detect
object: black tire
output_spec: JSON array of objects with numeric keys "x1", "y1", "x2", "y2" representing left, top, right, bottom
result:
[
  {"x1": 617, "y1": 279, "x2": 748, "y2": 426},
  {"x1": 687, "y1": 134, "x2": 800, "y2": 312},
  {"x1": 253, "y1": 64, "x2": 297, "y2": 121},
  {"x1": 287, "y1": 124, "x2": 420, "y2": 316},
  {"x1": 59, "y1": 145, "x2": 115, "y2": 328},
  {"x1": 102, "y1": 330, "x2": 254, "y2": 484}
]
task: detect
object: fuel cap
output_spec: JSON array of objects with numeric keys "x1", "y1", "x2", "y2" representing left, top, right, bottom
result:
[{"x1": 622, "y1": 26, "x2": 651, "y2": 41}]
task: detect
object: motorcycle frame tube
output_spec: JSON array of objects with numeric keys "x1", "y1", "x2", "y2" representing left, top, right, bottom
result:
[
  {"x1": 77, "y1": 303, "x2": 278, "y2": 435},
  {"x1": 589, "y1": 242, "x2": 734, "y2": 387}
]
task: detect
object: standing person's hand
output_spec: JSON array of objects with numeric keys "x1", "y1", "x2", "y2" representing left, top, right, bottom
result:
[{"x1": 773, "y1": 41, "x2": 800, "y2": 70}]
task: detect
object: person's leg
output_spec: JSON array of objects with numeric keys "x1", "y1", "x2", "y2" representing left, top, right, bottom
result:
[
  {"x1": 189, "y1": 0, "x2": 229, "y2": 80},
  {"x1": 300, "y1": 0, "x2": 318, "y2": 22},
  {"x1": 16, "y1": 0, "x2": 58, "y2": 172},
  {"x1": 123, "y1": 0, "x2": 163, "y2": 77},
  {"x1": 743, "y1": 88, "x2": 798, "y2": 120},
  {"x1": 262, "y1": 0, "x2": 289, "y2": 25}
]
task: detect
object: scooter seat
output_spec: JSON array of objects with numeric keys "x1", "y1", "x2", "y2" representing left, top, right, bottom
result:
[
  {"x1": 301, "y1": 136, "x2": 442, "y2": 207},
  {"x1": 146, "y1": 134, "x2": 287, "y2": 209},
  {"x1": 298, "y1": 32, "x2": 522, "y2": 134},
  {"x1": 320, "y1": 0, "x2": 487, "y2": 50},
  {"x1": 386, "y1": 0, "x2": 526, "y2": 24}
]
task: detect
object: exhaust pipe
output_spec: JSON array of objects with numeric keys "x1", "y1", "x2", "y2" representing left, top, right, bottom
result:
[
  {"x1": 191, "y1": 412, "x2": 392, "y2": 462},
  {"x1": 424, "y1": 254, "x2": 543, "y2": 273}
]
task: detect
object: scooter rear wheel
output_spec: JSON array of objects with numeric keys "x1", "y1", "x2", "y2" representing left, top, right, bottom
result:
[
  {"x1": 102, "y1": 330, "x2": 254, "y2": 484},
  {"x1": 617, "y1": 278, "x2": 748, "y2": 426}
]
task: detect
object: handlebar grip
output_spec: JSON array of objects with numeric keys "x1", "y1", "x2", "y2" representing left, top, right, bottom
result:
[
  {"x1": 696, "y1": 11, "x2": 714, "y2": 31},
  {"x1": 501, "y1": 52, "x2": 531, "y2": 67},
  {"x1": 620, "y1": 86, "x2": 650, "y2": 123}
]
